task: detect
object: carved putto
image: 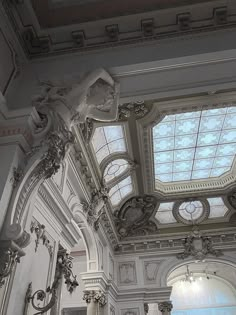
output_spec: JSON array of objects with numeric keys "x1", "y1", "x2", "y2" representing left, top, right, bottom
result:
[{"x1": 114, "y1": 195, "x2": 158, "y2": 238}]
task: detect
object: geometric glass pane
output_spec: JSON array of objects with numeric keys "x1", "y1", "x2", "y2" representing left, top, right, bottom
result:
[
  {"x1": 178, "y1": 201, "x2": 203, "y2": 221},
  {"x1": 155, "y1": 202, "x2": 177, "y2": 224},
  {"x1": 208, "y1": 197, "x2": 229, "y2": 218},
  {"x1": 152, "y1": 106, "x2": 236, "y2": 183},
  {"x1": 109, "y1": 176, "x2": 133, "y2": 207},
  {"x1": 91, "y1": 125, "x2": 127, "y2": 164},
  {"x1": 104, "y1": 159, "x2": 129, "y2": 183}
]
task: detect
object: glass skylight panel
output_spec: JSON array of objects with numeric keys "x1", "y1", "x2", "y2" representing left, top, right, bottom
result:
[
  {"x1": 179, "y1": 201, "x2": 203, "y2": 221},
  {"x1": 155, "y1": 202, "x2": 177, "y2": 224},
  {"x1": 91, "y1": 125, "x2": 126, "y2": 164},
  {"x1": 208, "y1": 197, "x2": 229, "y2": 218},
  {"x1": 109, "y1": 176, "x2": 133, "y2": 207},
  {"x1": 103, "y1": 159, "x2": 129, "y2": 183},
  {"x1": 153, "y1": 106, "x2": 236, "y2": 183}
]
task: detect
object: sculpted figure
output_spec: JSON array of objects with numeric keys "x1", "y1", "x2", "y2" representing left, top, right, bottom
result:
[{"x1": 32, "y1": 68, "x2": 120, "y2": 130}]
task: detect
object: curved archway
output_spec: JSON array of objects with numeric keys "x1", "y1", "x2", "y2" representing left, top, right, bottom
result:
[
  {"x1": 71, "y1": 202, "x2": 100, "y2": 272},
  {"x1": 167, "y1": 261, "x2": 236, "y2": 315}
]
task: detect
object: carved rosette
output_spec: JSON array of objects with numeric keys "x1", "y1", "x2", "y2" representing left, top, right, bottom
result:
[
  {"x1": 83, "y1": 290, "x2": 106, "y2": 306},
  {"x1": 158, "y1": 301, "x2": 173, "y2": 313}
]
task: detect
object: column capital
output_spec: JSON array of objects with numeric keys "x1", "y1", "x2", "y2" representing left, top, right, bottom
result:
[
  {"x1": 83, "y1": 290, "x2": 106, "y2": 307},
  {"x1": 144, "y1": 303, "x2": 149, "y2": 314},
  {"x1": 158, "y1": 301, "x2": 173, "y2": 313}
]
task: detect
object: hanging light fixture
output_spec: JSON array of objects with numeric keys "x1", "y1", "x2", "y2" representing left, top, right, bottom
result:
[{"x1": 182, "y1": 265, "x2": 195, "y2": 283}]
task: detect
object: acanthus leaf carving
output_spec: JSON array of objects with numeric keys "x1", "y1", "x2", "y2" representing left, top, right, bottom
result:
[
  {"x1": 177, "y1": 228, "x2": 223, "y2": 261},
  {"x1": 30, "y1": 220, "x2": 53, "y2": 256},
  {"x1": 83, "y1": 290, "x2": 106, "y2": 307}
]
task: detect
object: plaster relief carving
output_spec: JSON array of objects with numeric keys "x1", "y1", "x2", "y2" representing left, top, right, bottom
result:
[
  {"x1": 32, "y1": 68, "x2": 120, "y2": 129},
  {"x1": 144, "y1": 261, "x2": 161, "y2": 283},
  {"x1": 114, "y1": 195, "x2": 158, "y2": 238},
  {"x1": 10, "y1": 167, "x2": 23, "y2": 188},
  {"x1": 228, "y1": 190, "x2": 236, "y2": 210},
  {"x1": 30, "y1": 220, "x2": 54, "y2": 256},
  {"x1": 83, "y1": 290, "x2": 106, "y2": 306},
  {"x1": 177, "y1": 228, "x2": 223, "y2": 261},
  {"x1": 121, "y1": 308, "x2": 139, "y2": 315},
  {"x1": 110, "y1": 304, "x2": 115, "y2": 315},
  {"x1": 158, "y1": 301, "x2": 173, "y2": 313},
  {"x1": 52, "y1": 161, "x2": 66, "y2": 192},
  {"x1": 119, "y1": 101, "x2": 150, "y2": 120},
  {"x1": 118, "y1": 261, "x2": 137, "y2": 285}
]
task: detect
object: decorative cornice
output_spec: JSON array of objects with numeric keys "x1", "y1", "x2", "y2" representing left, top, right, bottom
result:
[
  {"x1": 3, "y1": 1, "x2": 236, "y2": 58},
  {"x1": 176, "y1": 228, "x2": 223, "y2": 261},
  {"x1": 114, "y1": 229, "x2": 236, "y2": 255}
]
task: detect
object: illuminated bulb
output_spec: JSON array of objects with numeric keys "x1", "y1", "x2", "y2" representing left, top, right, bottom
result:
[
  {"x1": 199, "y1": 276, "x2": 203, "y2": 281},
  {"x1": 189, "y1": 276, "x2": 193, "y2": 281}
]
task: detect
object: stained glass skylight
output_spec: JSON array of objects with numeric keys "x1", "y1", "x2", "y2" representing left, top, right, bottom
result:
[
  {"x1": 153, "y1": 106, "x2": 236, "y2": 183},
  {"x1": 109, "y1": 176, "x2": 133, "y2": 206},
  {"x1": 104, "y1": 159, "x2": 129, "y2": 183},
  {"x1": 155, "y1": 202, "x2": 177, "y2": 224},
  {"x1": 208, "y1": 197, "x2": 229, "y2": 218},
  {"x1": 91, "y1": 125, "x2": 126, "y2": 164}
]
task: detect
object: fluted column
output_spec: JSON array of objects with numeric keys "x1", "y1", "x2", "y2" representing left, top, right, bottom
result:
[
  {"x1": 83, "y1": 290, "x2": 106, "y2": 315},
  {"x1": 158, "y1": 301, "x2": 173, "y2": 315}
]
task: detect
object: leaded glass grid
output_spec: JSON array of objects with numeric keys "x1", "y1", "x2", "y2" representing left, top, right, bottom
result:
[
  {"x1": 91, "y1": 125, "x2": 127, "y2": 164},
  {"x1": 208, "y1": 197, "x2": 229, "y2": 218},
  {"x1": 155, "y1": 202, "x2": 177, "y2": 224},
  {"x1": 153, "y1": 106, "x2": 236, "y2": 183},
  {"x1": 109, "y1": 176, "x2": 133, "y2": 206},
  {"x1": 103, "y1": 159, "x2": 129, "y2": 183}
]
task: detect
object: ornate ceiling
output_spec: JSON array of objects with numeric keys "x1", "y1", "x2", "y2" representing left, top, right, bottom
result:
[{"x1": 79, "y1": 95, "x2": 236, "y2": 247}]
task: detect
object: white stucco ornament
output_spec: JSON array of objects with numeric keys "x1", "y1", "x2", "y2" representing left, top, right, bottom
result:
[{"x1": 32, "y1": 68, "x2": 120, "y2": 129}]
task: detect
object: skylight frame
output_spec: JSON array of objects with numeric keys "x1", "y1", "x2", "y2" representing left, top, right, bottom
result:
[{"x1": 152, "y1": 106, "x2": 236, "y2": 184}]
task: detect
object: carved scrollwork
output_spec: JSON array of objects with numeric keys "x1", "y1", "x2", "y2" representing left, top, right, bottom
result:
[
  {"x1": 119, "y1": 101, "x2": 150, "y2": 120},
  {"x1": 114, "y1": 195, "x2": 158, "y2": 238},
  {"x1": 30, "y1": 221, "x2": 53, "y2": 256},
  {"x1": 24, "y1": 249, "x2": 78, "y2": 315},
  {"x1": 0, "y1": 241, "x2": 25, "y2": 288},
  {"x1": 177, "y1": 228, "x2": 223, "y2": 261}
]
